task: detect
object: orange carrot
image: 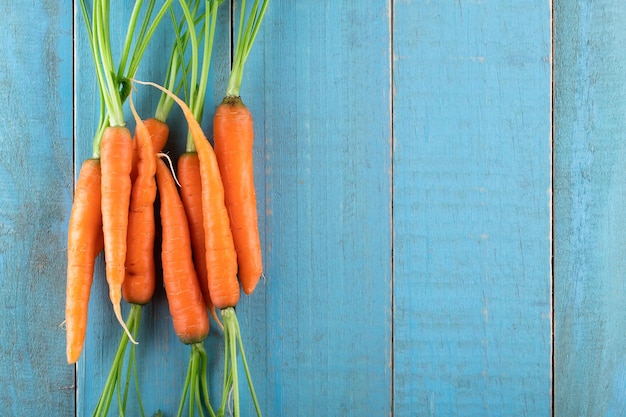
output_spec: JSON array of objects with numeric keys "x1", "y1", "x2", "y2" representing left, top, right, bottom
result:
[
  {"x1": 178, "y1": 153, "x2": 211, "y2": 306},
  {"x1": 123, "y1": 105, "x2": 158, "y2": 305},
  {"x1": 178, "y1": 152, "x2": 222, "y2": 328},
  {"x1": 213, "y1": 96, "x2": 263, "y2": 294},
  {"x1": 134, "y1": 79, "x2": 239, "y2": 309},
  {"x1": 100, "y1": 126, "x2": 136, "y2": 342},
  {"x1": 65, "y1": 159, "x2": 103, "y2": 364},
  {"x1": 130, "y1": 118, "x2": 169, "y2": 182},
  {"x1": 156, "y1": 158, "x2": 209, "y2": 344}
]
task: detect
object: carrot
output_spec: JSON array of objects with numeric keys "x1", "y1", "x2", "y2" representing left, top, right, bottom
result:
[
  {"x1": 213, "y1": 0, "x2": 269, "y2": 299},
  {"x1": 99, "y1": 125, "x2": 136, "y2": 342},
  {"x1": 213, "y1": 96, "x2": 263, "y2": 294},
  {"x1": 65, "y1": 158, "x2": 103, "y2": 364},
  {"x1": 130, "y1": 117, "x2": 169, "y2": 182},
  {"x1": 156, "y1": 157, "x2": 216, "y2": 417},
  {"x1": 123, "y1": 98, "x2": 158, "y2": 306},
  {"x1": 178, "y1": 153, "x2": 211, "y2": 307},
  {"x1": 134, "y1": 79, "x2": 240, "y2": 310},
  {"x1": 156, "y1": 157, "x2": 209, "y2": 344},
  {"x1": 213, "y1": 0, "x2": 269, "y2": 415}
]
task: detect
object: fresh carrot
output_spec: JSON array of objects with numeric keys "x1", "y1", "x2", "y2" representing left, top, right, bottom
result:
[
  {"x1": 172, "y1": 0, "x2": 227, "y2": 325},
  {"x1": 134, "y1": 79, "x2": 240, "y2": 310},
  {"x1": 130, "y1": 117, "x2": 169, "y2": 183},
  {"x1": 212, "y1": 0, "x2": 269, "y2": 298},
  {"x1": 123, "y1": 95, "x2": 159, "y2": 306},
  {"x1": 156, "y1": 157, "x2": 215, "y2": 417},
  {"x1": 214, "y1": 1, "x2": 268, "y2": 415},
  {"x1": 99, "y1": 125, "x2": 136, "y2": 342},
  {"x1": 213, "y1": 97, "x2": 262, "y2": 294},
  {"x1": 157, "y1": 157, "x2": 209, "y2": 344},
  {"x1": 177, "y1": 152, "x2": 211, "y2": 308},
  {"x1": 65, "y1": 159, "x2": 103, "y2": 364}
]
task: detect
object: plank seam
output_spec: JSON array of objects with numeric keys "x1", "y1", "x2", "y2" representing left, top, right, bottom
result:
[
  {"x1": 389, "y1": 0, "x2": 395, "y2": 416},
  {"x1": 550, "y1": 0, "x2": 555, "y2": 414},
  {"x1": 71, "y1": 0, "x2": 78, "y2": 415}
]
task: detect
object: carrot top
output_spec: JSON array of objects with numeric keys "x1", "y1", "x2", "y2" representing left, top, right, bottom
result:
[
  {"x1": 225, "y1": 0, "x2": 270, "y2": 98},
  {"x1": 173, "y1": 0, "x2": 223, "y2": 153},
  {"x1": 79, "y1": 0, "x2": 173, "y2": 156}
]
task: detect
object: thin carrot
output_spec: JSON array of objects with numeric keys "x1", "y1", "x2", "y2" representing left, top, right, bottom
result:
[
  {"x1": 65, "y1": 158, "x2": 103, "y2": 364},
  {"x1": 156, "y1": 157, "x2": 215, "y2": 417},
  {"x1": 213, "y1": 96, "x2": 262, "y2": 294},
  {"x1": 177, "y1": 152, "x2": 211, "y2": 308},
  {"x1": 123, "y1": 96, "x2": 158, "y2": 306},
  {"x1": 156, "y1": 158, "x2": 209, "y2": 344},
  {"x1": 100, "y1": 125, "x2": 136, "y2": 343},
  {"x1": 134, "y1": 79, "x2": 240, "y2": 310}
]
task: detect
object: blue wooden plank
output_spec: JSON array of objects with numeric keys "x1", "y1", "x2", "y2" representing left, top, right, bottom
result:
[
  {"x1": 393, "y1": 2, "x2": 552, "y2": 416},
  {"x1": 243, "y1": 1, "x2": 393, "y2": 416},
  {"x1": 0, "y1": 2, "x2": 74, "y2": 416},
  {"x1": 554, "y1": 1, "x2": 626, "y2": 415}
]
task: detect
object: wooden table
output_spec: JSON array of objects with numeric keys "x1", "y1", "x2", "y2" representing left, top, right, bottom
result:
[{"x1": 0, "y1": 1, "x2": 618, "y2": 415}]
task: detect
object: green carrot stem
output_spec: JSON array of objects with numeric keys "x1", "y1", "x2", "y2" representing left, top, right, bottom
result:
[
  {"x1": 92, "y1": 305, "x2": 141, "y2": 417},
  {"x1": 176, "y1": 352, "x2": 194, "y2": 417},
  {"x1": 127, "y1": 0, "x2": 173, "y2": 77},
  {"x1": 117, "y1": 0, "x2": 146, "y2": 79},
  {"x1": 235, "y1": 318, "x2": 262, "y2": 416},
  {"x1": 225, "y1": 0, "x2": 269, "y2": 97},
  {"x1": 198, "y1": 344, "x2": 217, "y2": 417}
]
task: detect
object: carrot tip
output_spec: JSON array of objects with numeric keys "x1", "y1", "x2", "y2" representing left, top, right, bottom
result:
[
  {"x1": 114, "y1": 304, "x2": 138, "y2": 345},
  {"x1": 158, "y1": 153, "x2": 181, "y2": 186},
  {"x1": 209, "y1": 305, "x2": 223, "y2": 331}
]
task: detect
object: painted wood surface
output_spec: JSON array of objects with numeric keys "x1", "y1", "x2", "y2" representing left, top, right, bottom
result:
[
  {"x1": 75, "y1": 1, "x2": 392, "y2": 416},
  {"x1": 393, "y1": 1, "x2": 552, "y2": 416},
  {"x1": 0, "y1": 2, "x2": 75, "y2": 416},
  {"x1": 554, "y1": 1, "x2": 626, "y2": 415},
  {"x1": 0, "y1": 1, "x2": 559, "y2": 416}
]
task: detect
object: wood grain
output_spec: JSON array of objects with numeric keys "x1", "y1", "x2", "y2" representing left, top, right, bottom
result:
[
  {"x1": 0, "y1": 1, "x2": 75, "y2": 415},
  {"x1": 0, "y1": 1, "x2": 563, "y2": 416},
  {"x1": 244, "y1": 1, "x2": 393, "y2": 415},
  {"x1": 393, "y1": 1, "x2": 552, "y2": 415},
  {"x1": 554, "y1": 1, "x2": 626, "y2": 415}
]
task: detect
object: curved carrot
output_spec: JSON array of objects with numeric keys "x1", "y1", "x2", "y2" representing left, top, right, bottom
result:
[
  {"x1": 178, "y1": 153, "x2": 210, "y2": 306},
  {"x1": 130, "y1": 117, "x2": 169, "y2": 182},
  {"x1": 100, "y1": 126, "x2": 136, "y2": 342},
  {"x1": 134, "y1": 79, "x2": 239, "y2": 309},
  {"x1": 143, "y1": 117, "x2": 170, "y2": 152},
  {"x1": 66, "y1": 158, "x2": 103, "y2": 364},
  {"x1": 178, "y1": 152, "x2": 221, "y2": 328},
  {"x1": 213, "y1": 96, "x2": 263, "y2": 294},
  {"x1": 156, "y1": 158, "x2": 209, "y2": 344},
  {"x1": 123, "y1": 105, "x2": 158, "y2": 305}
]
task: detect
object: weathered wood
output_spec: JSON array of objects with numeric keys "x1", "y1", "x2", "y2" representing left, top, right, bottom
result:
[
  {"x1": 554, "y1": 1, "x2": 626, "y2": 415},
  {"x1": 243, "y1": 1, "x2": 393, "y2": 415},
  {"x1": 0, "y1": 2, "x2": 75, "y2": 416},
  {"x1": 393, "y1": 1, "x2": 552, "y2": 415},
  {"x1": 0, "y1": 1, "x2": 564, "y2": 416}
]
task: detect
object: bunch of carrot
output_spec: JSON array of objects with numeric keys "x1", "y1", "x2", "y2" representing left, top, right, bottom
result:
[
  {"x1": 65, "y1": 0, "x2": 269, "y2": 416},
  {"x1": 66, "y1": 1, "x2": 177, "y2": 415}
]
